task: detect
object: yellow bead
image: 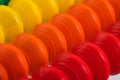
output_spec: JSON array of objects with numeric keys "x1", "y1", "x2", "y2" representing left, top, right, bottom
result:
[
  {"x1": 74, "y1": 0, "x2": 84, "y2": 3},
  {"x1": 0, "y1": 23, "x2": 5, "y2": 43},
  {"x1": 9, "y1": 0, "x2": 42, "y2": 33},
  {"x1": 55, "y1": 0, "x2": 74, "y2": 12},
  {"x1": 31, "y1": 0, "x2": 59, "y2": 22},
  {"x1": 0, "y1": 5, "x2": 24, "y2": 43}
]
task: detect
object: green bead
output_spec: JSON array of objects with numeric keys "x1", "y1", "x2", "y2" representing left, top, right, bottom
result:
[
  {"x1": 4, "y1": 0, "x2": 10, "y2": 5},
  {"x1": 0, "y1": 0, "x2": 4, "y2": 5}
]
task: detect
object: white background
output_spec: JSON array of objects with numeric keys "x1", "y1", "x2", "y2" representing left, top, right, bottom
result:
[{"x1": 109, "y1": 74, "x2": 120, "y2": 80}]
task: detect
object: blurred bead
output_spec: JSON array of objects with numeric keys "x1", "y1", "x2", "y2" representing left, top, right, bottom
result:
[
  {"x1": 0, "y1": 5, "x2": 24, "y2": 42},
  {"x1": 9, "y1": 0, "x2": 42, "y2": 33}
]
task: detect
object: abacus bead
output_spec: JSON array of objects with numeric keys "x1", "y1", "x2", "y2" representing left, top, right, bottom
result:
[
  {"x1": 33, "y1": 23, "x2": 67, "y2": 62},
  {"x1": 67, "y1": 4, "x2": 101, "y2": 40},
  {"x1": 91, "y1": 32, "x2": 120, "y2": 75},
  {"x1": 31, "y1": 0, "x2": 59, "y2": 22},
  {"x1": 9, "y1": 0, "x2": 42, "y2": 33},
  {"x1": 12, "y1": 33, "x2": 49, "y2": 72},
  {"x1": 0, "y1": 44, "x2": 29, "y2": 80},
  {"x1": 52, "y1": 53, "x2": 93, "y2": 80},
  {"x1": 32, "y1": 66, "x2": 69, "y2": 80},
  {"x1": 84, "y1": 0, "x2": 115, "y2": 31},
  {"x1": 50, "y1": 13, "x2": 85, "y2": 50},
  {"x1": 0, "y1": 64, "x2": 9, "y2": 80},
  {"x1": 71, "y1": 42, "x2": 110, "y2": 80},
  {"x1": 106, "y1": 22, "x2": 120, "y2": 39},
  {"x1": 0, "y1": 5, "x2": 24, "y2": 42}
]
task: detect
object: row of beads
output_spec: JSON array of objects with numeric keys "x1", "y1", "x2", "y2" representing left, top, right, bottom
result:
[
  {"x1": 0, "y1": 0, "x2": 120, "y2": 80},
  {"x1": 20, "y1": 22, "x2": 120, "y2": 80}
]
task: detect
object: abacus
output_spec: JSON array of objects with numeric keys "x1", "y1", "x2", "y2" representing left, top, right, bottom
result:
[{"x1": 0, "y1": 0, "x2": 120, "y2": 80}]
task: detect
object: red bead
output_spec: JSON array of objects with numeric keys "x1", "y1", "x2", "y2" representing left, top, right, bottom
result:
[
  {"x1": 52, "y1": 53, "x2": 93, "y2": 80},
  {"x1": 106, "y1": 22, "x2": 120, "y2": 39},
  {"x1": 71, "y1": 42, "x2": 110, "y2": 80},
  {"x1": 91, "y1": 32, "x2": 120, "y2": 75},
  {"x1": 19, "y1": 77, "x2": 37, "y2": 80},
  {"x1": 32, "y1": 66, "x2": 69, "y2": 80}
]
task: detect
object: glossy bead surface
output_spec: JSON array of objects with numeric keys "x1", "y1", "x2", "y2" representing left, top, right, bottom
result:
[
  {"x1": 52, "y1": 53, "x2": 93, "y2": 80},
  {"x1": 92, "y1": 32, "x2": 120, "y2": 75},
  {"x1": 84, "y1": 0, "x2": 115, "y2": 31},
  {"x1": 33, "y1": 24, "x2": 67, "y2": 62},
  {"x1": 71, "y1": 42, "x2": 110, "y2": 80},
  {"x1": 50, "y1": 13, "x2": 85, "y2": 50},
  {"x1": 0, "y1": 5, "x2": 23, "y2": 42},
  {"x1": 0, "y1": 44, "x2": 29, "y2": 80},
  {"x1": 13, "y1": 33, "x2": 49, "y2": 72},
  {"x1": 9, "y1": 0, "x2": 42, "y2": 33},
  {"x1": 67, "y1": 4, "x2": 101, "y2": 40}
]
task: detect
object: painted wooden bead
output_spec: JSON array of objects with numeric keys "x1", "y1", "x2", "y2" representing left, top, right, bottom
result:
[
  {"x1": 50, "y1": 13, "x2": 85, "y2": 50},
  {"x1": 67, "y1": 4, "x2": 101, "y2": 40},
  {"x1": 33, "y1": 23, "x2": 67, "y2": 62},
  {"x1": 12, "y1": 33, "x2": 49, "y2": 72},
  {"x1": 9, "y1": 0, "x2": 42, "y2": 33},
  {"x1": 31, "y1": 0, "x2": 59, "y2": 22},
  {"x1": 71, "y1": 42, "x2": 110, "y2": 80},
  {"x1": 84, "y1": 0, "x2": 115, "y2": 31},
  {"x1": 92, "y1": 32, "x2": 120, "y2": 75},
  {"x1": 52, "y1": 53, "x2": 93, "y2": 80},
  {"x1": 0, "y1": 44, "x2": 29, "y2": 80},
  {"x1": 0, "y1": 5, "x2": 23, "y2": 42}
]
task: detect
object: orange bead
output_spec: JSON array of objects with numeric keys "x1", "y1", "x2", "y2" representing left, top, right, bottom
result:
[
  {"x1": 50, "y1": 13, "x2": 85, "y2": 49},
  {"x1": 67, "y1": 4, "x2": 101, "y2": 40},
  {"x1": 12, "y1": 33, "x2": 49, "y2": 72},
  {"x1": 0, "y1": 64, "x2": 9, "y2": 80},
  {"x1": 32, "y1": 24, "x2": 67, "y2": 62},
  {"x1": 108, "y1": 0, "x2": 120, "y2": 21},
  {"x1": 84, "y1": 0, "x2": 115, "y2": 31},
  {"x1": 0, "y1": 44, "x2": 29, "y2": 80}
]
